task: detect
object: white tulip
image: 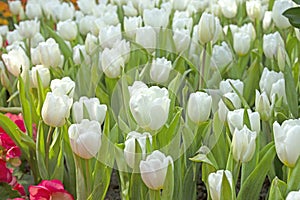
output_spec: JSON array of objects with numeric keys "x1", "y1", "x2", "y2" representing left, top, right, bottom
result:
[
  {"x1": 6, "y1": 30, "x2": 23, "y2": 45},
  {"x1": 30, "y1": 33, "x2": 45, "y2": 48},
  {"x1": 31, "y1": 65, "x2": 51, "y2": 88},
  {"x1": 55, "y1": 2, "x2": 75, "y2": 22},
  {"x1": 9, "y1": 0, "x2": 22, "y2": 15},
  {"x1": 239, "y1": 23, "x2": 256, "y2": 41},
  {"x1": 187, "y1": 92, "x2": 212, "y2": 124},
  {"x1": 172, "y1": 11, "x2": 193, "y2": 33},
  {"x1": 72, "y1": 96, "x2": 107, "y2": 124},
  {"x1": 25, "y1": 2, "x2": 42, "y2": 19},
  {"x1": 124, "y1": 131, "x2": 152, "y2": 168},
  {"x1": 270, "y1": 78, "x2": 287, "y2": 104},
  {"x1": 227, "y1": 109, "x2": 260, "y2": 134},
  {"x1": 210, "y1": 42, "x2": 233, "y2": 71},
  {"x1": 73, "y1": 45, "x2": 90, "y2": 65},
  {"x1": 57, "y1": 20, "x2": 78, "y2": 41},
  {"x1": 99, "y1": 24, "x2": 122, "y2": 49},
  {"x1": 129, "y1": 81, "x2": 170, "y2": 130},
  {"x1": 150, "y1": 57, "x2": 172, "y2": 83},
  {"x1": 136, "y1": 26, "x2": 156, "y2": 51},
  {"x1": 123, "y1": 1, "x2": 138, "y2": 16},
  {"x1": 208, "y1": 170, "x2": 233, "y2": 200},
  {"x1": 259, "y1": 68, "x2": 284, "y2": 97},
  {"x1": 273, "y1": 119, "x2": 300, "y2": 167},
  {"x1": 232, "y1": 125, "x2": 257, "y2": 163},
  {"x1": 255, "y1": 90, "x2": 272, "y2": 121},
  {"x1": 198, "y1": 12, "x2": 219, "y2": 44},
  {"x1": 42, "y1": 92, "x2": 73, "y2": 127},
  {"x1": 68, "y1": 119, "x2": 102, "y2": 159},
  {"x1": 218, "y1": 0, "x2": 237, "y2": 18},
  {"x1": 272, "y1": 0, "x2": 294, "y2": 29},
  {"x1": 50, "y1": 77, "x2": 75, "y2": 98},
  {"x1": 140, "y1": 150, "x2": 173, "y2": 190},
  {"x1": 246, "y1": 0, "x2": 264, "y2": 21},
  {"x1": 263, "y1": 11, "x2": 273, "y2": 30},
  {"x1": 79, "y1": 15, "x2": 96, "y2": 35},
  {"x1": 218, "y1": 92, "x2": 241, "y2": 122},
  {"x1": 171, "y1": 0, "x2": 191, "y2": 11},
  {"x1": 124, "y1": 16, "x2": 143, "y2": 39},
  {"x1": 113, "y1": 39, "x2": 131, "y2": 63},
  {"x1": 263, "y1": 32, "x2": 285, "y2": 59},
  {"x1": 78, "y1": 0, "x2": 96, "y2": 14},
  {"x1": 233, "y1": 32, "x2": 251, "y2": 56},
  {"x1": 85, "y1": 33, "x2": 98, "y2": 56},
  {"x1": 173, "y1": 29, "x2": 191, "y2": 53},
  {"x1": 2, "y1": 47, "x2": 30, "y2": 77},
  {"x1": 100, "y1": 47, "x2": 124, "y2": 78},
  {"x1": 0, "y1": 25, "x2": 9, "y2": 36},
  {"x1": 286, "y1": 190, "x2": 300, "y2": 200},
  {"x1": 16, "y1": 19, "x2": 40, "y2": 39},
  {"x1": 36, "y1": 38, "x2": 63, "y2": 68},
  {"x1": 219, "y1": 79, "x2": 244, "y2": 95},
  {"x1": 143, "y1": 8, "x2": 169, "y2": 29}
]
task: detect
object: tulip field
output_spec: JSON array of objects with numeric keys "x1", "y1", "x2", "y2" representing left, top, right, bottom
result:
[{"x1": 1, "y1": 0, "x2": 300, "y2": 199}]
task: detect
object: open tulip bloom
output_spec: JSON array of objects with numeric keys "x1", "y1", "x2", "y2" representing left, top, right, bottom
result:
[{"x1": 1, "y1": 0, "x2": 300, "y2": 199}]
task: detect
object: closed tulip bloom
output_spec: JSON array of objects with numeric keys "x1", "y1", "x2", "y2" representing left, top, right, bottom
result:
[
  {"x1": 85, "y1": 33, "x2": 98, "y2": 56},
  {"x1": 286, "y1": 190, "x2": 300, "y2": 200},
  {"x1": 113, "y1": 39, "x2": 131, "y2": 63},
  {"x1": 9, "y1": 0, "x2": 22, "y2": 15},
  {"x1": 233, "y1": 32, "x2": 251, "y2": 56},
  {"x1": 210, "y1": 42, "x2": 233, "y2": 71},
  {"x1": 273, "y1": 119, "x2": 300, "y2": 167},
  {"x1": 123, "y1": 1, "x2": 138, "y2": 16},
  {"x1": 100, "y1": 47, "x2": 125, "y2": 78},
  {"x1": 143, "y1": 8, "x2": 169, "y2": 29},
  {"x1": 16, "y1": 19, "x2": 40, "y2": 39},
  {"x1": 57, "y1": 20, "x2": 78, "y2": 41},
  {"x1": 25, "y1": 2, "x2": 42, "y2": 19},
  {"x1": 246, "y1": 0, "x2": 264, "y2": 21},
  {"x1": 68, "y1": 119, "x2": 102, "y2": 159},
  {"x1": 6, "y1": 30, "x2": 23, "y2": 45},
  {"x1": 129, "y1": 81, "x2": 170, "y2": 131},
  {"x1": 150, "y1": 57, "x2": 172, "y2": 83},
  {"x1": 50, "y1": 77, "x2": 75, "y2": 98},
  {"x1": 0, "y1": 25, "x2": 8, "y2": 36},
  {"x1": 124, "y1": 16, "x2": 142, "y2": 39},
  {"x1": 99, "y1": 24, "x2": 122, "y2": 49},
  {"x1": 79, "y1": 15, "x2": 96, "y2": 35},
  {"x1": 208, "y1": 170, "x2": 233, "y2": 200},
  {"x1": 124, "y1": 131, "x2": 152, "y2": 168},
  {"x1": 198, "y1": 12, "x2": 218, "y2": 44},
  {"x1": 73, "y1": 45, "x2": 90, "y2": 65},
  {"x1": 173, "y1": 29, "x2": 191, "y2": 53},
  {"x1": 259, "y1": 68, "x2": 284, "y2": 97},
  {"x1": 172, "y1": 11, "x2": 193, "y2": 33},
  {"x1": 232, "y1": 125, "x2": 257, "y2": 163},
  {"x1": 255, "y1": 90, "x2": 271, "y2": 121},
  {"x1": 55, "y1": 2, "x2": 75, "y2": 22},
  {"x1": 42, "y1": 92, "x2": 73, "y2": 127},
  {"x1": 187, "y1": 92, "x2": 212, "y2": 124},
  {"x1": 263, "y1": 32, "x2": 285, "y2": 59},
  {"x1": 31, "y1": 65, "x2": 51, "y2": 88},
  {"x1": 219, "y1": 79, "x2": 244, "y2": 95},
  {"x1": 272, "y1": 0, "x2": 294, "y2": 29},
  {"x1": 2, "y1": 47, "x2": 30, "y2": 77},
  {"x1": 36, "y1": 38, "x2": 62, "y2": 68},
  {"x1": 263, "y1": 11, "x2": 273, "y2": 30},
  {"x1": 72, "y1": 96, "x2": 107, "y2": 124},
  {"x1": 227, "y1": 109, "x2": 260, "y2": 134},
  {"x1": 239, "y1": 23, "x2": 256, "y2": 41},
  {"x1": 218, "y1": 0, "x2": 237, "y2": 18},
  {"x1": 218, "y1": 92, "x2": 241, "y2": 122},
  {"x1": 140, "y1": 150, "x2": 173, "y2": 190},
  {"x1": 136, "y1": 26, "x2": 156, "y2": 51}
]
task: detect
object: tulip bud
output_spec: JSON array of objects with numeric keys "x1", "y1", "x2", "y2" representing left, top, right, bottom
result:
[
  {"x1": 150, "y1": 57, "x2": 172, "y2": 83},
  {"x1": 173, "y1": 29, "x2": 191, "y2": 53},
  {"x1": 42, "y1": 92, "x2": 73, "y2": 127},
  {"x1": 78, "y1": 0, "x2": 96, "y2": 14},
  {"x1": 140, "y1": 150, "x2": 173, "y2": 190},
  {"x1": 68, "y1": 119, "x2": 102, "y2": 159},
  {"x1": 259, "y1": 68, "x2": 284, "y2": 97},
  {"x1": 263, "y1": 11, "x2": 273, "y2": 30},
  {"x1": 79, "y1": 15, "x2": 96, "y2": 35},
  {"x1": 99, "y1": 24, "x2": 122, "y2": 49},
  {"x1": 6, "y1": 30, "x2": 23, "y2": 45},
  {"x1": 36, "y1": 38, "x2": 63, "y2": 68},
  {"x1": 239, "y1": 23, "x2": 256, "y2": 41},
  {"x1": 198, "y1": 12, "x2": 218, "y2": 44},
  {"x1": 113, "y1": 39, "x2": 131, "y2": 63},
  {"x1": 273, "y1": 119, "x2": 300, "y2": 167},
  {"x1": 50, "y1": 77, "x2": 75, "y2": 98},
  {"x1": 233, "y1": 32, "x2": 251, "y2": 56},
  {"x1": 124, "y1": 16, "x2": 143, "y2": 39},
  {"x1": 286, "y1": 190, "x2": 300, "y2": 200},
  {"x1": 55, "y1": 2, "x2": 75, "y2": 22},
  {"x1": 0, "y1": 25, "x2": 8, "y2": 36},
  {"x1": 218, "y1": 0, "x2": 237, "y2": 19},
  {"x1": 211, "y1": 42, "x2": 233, "y2": 71},
  {"x1": 16, "y1": 19, "x2": 40, "y2": 39},
  {"x1": 2, "y1": 47, "x2": 30, "y2": 77},
  {"x1": 31, "y1": 65, "x2": 51, "y2": 88},
  {"x1": 246, "y1": 0, "x2": 264, "y2": 21},
  {"x1": 187, "y1": 92, "x2": 212, "y2": 124},
  {"x1": 85, "y1": 33, "x2": 98, "y2": 56},
  {"x1": 255, "y1": 90, "x2": 271, "y2": 121},
  {"x1": 100, "y1": 47, "x2": 124, "y2": 79},
  {"x1": 270, "y1": 78, "x2": 287, "y2": 105},
  {"x1": 172, "y1": 11, "x2": 193, "y2": 33},
  {"x1": 136, "y1": 26, "x2": 156, "y2": 51},
  {"x1": 227, "y1": 109, "x2": 260, "y2": 134},
  {"x1": 232, "y1": 125, "x2": 257, "y2": 163},
  {"x1": 263, "y1": 32, "x2": 285, "y2": 59},
  {"x1": 25, "y1": 2, "x2": 42, "y2": 19},
  {"x1": 57, "y1": 20, "x2": 78, "y2": 41},
  {"x1": 73, "y1": 45, "x2": 90, "y2": 65},
  {"x1": 272, "y1": 0, "x2": 294, "y2": 29},
  {"x1": 72, "y1": 96, "x2": 107, "y2": 124},
  {"x1": 9, "y1": 0, "x2": 22, "y2": 15},
  {"x1": 123, "y1": 1, "x2": 138, "y2": 16},
  {"x1": 208, "y1": 170, "x2": 233, "y2": 200},
  {"x1": 143, "y1": 8, "x2": 169, "y2": 29},
  {"x1": 124, "y1": 131, "x2": 152, "y2": 168},
  {"x1": 129, "y1": 81, "x2": 170, "y2": 131},
  {"x1": 218, "y1": 92, "x2": 241, "y2": 122},
  {"x1": 219, "y1": 79, "x2": 244, "y2": 95}
]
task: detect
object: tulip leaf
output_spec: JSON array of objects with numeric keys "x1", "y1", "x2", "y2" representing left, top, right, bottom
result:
[
  {"x1": 221, "y1": 171, "x2": 235, "y2": 200},
  {"x1": 268, "y1": 177, "x2": 287, "y2": 200},
  {"x1": 221, "y1": 96, "x2": 236, "y2": 111},
  {"x1": 287, "y1": 157, "x2": 300, "y2": 192},
  {"x1": 190, "y1": 153, "x2": 218, "y2": 169},
  {"x1": 283, "y1": 64, "x2": 298, "y2": 118},
  {"x1": 229, "y1": 81, "x2": 250, "y2": 109},
  {"x1": 244, "y1": 58, "x2": 260, "y2": 106},
  {"x1": 283, "y1": 7, "x2": 300, "y2": 28},
  {"x1": 161, "y1": 160, "x2": 174, "y2": 200},
  {"x1": 237, "y1": 142, "x2": 276, "y2": 200},
  {"x1": 49, "y1": 128, "x2": 64, "y2": 181},
  {"x1": 293, "y1": 0, "x2": 300, "y2": 4},
  {"x1": 243, "y1": 108, "x2": 251, "y2": 130},
  {"x1": 0, "y1": 182, "x2": 21, "y2": 199}
]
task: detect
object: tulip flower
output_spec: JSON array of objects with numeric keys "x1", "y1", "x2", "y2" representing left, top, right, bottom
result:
[
  {"x1": 208, "y1": 170, "x2": 233, "y2": 200},
  {"x1": 129, "y1": 81, "x2": 170, "y2": 131},
  {"x1": 150, "y1": 57, "x2": 172, "y2": 83},
  {"x1": 210, "y1": 42, "x2": 233, "y2": 71},
  {"x1": 25, "y1": 2, "x2": 42, "y2": 19},
  {"x1": 31, "y1": 65, "x2": 51, "y2": 88},
  {"x1": 85, "y1": 33, "x2": 98, "y2": 56},
  {"x1": 73, "y1": 45, "x2": 91, "y2": 65},
  {"x1": 263, "y1": 32, "x2": 285, "y2": 59},
  {"x1": 263, "y1": 11, "x2": 273, "y2": 30},
  {"x1": 143, "y1": 8, "x2": 169, "y2": 29},
  {"x1": 273, "y1": 119, "x2": 300, "y2": 167},
  {"x1": 78, "y1": 0, "x2": 96, "y2": 14},
  {"x1": 255, "y1": 90, "x2": 272, "y2": 121},
  {"x1": 227, "y1": 109, "x2": 260, "y2": 134},
  {"x1": 232, "y1": 126, "x2": 257, "y2": 163},
  {"x1": 0, "y1": 25, "x2": 8, "y2": 36},
  {"x1": 6, "y1": 30, "x2": 23, "y2": 45},
  {"x1": 136, "y1": 26, "x2": 157, "y2": 51},
  {"x1": 218, "y1": 92, "x2": 241, "y2": 122},
  {"x1": 233, "y1": 32, "x2": 251, "y2": 56},
  {"x1": 272, "y1": 0, "x2": 294, "y2": 29},
  {"x1": 29, "y1": 180, "x2": 74, "y2": 200},
  {"x1": 8, "y1": 1, "x2": 23, "y2": 16},
  {"x1": 123, "y1": 1, "x2": 138, "y2": 16},
  {"x1": 259, "y1": 68, "x2": 284, "y2": 98},
  {"x1": 173, "y1": 29, "x2": 191, "y2": 53},
  {"x1": 68, "y1": 119, "x2": 102, "y2": 159},
  {"x1": 41, "y1": 92, "x2": 73, "y2": 127},
  {"x1": 140, "y1": 150, "x2": 173, "y2": 190},
  {"x1": 124, "y1": 16, "x2": 143, "y2": 39},
  {"x1": 246, "y1": 0, "x2": 264, "y2": 21},
  {"x1": 286, "y1": 190, "x2": 300, "y2": 200},
  {"x1": 72, "y1": 96, "x2": 107, "y2": 124},
  {"x1": 100, "y1": 47, "x2": 125, "y2": 78},
  {"x1": 57, "y1": 19, "x2": 78, "y2": 41},
  {"x1": 219, "y1": 79, "x2": 244, "y2": 95},
  {"x1": 16, "y1": 19, "x2": 40, "y2": 38},
  {"x1": 50, "y1": 77, "x2": 76, "y2": 98},
  {"x1": 218, "y1": 0, "x2": 237, "y2": 19},
  {"x1": 55, "y1": 2, "x2": 75, "y2": 22},
  {"x1": 172, "y1": 11, "x2": 193, "y2": 33},
  {"x1": 198, "y1": 12, "x2": 219, "y2": 44},
  {"x1": 99, "y1": 24, "x2": 122, "y2": 49},
  {"x1": 187, "y1": 92, "x2": 212, "y2": 124},
  {"x1": 124, "y1": 131, "x2": 152, "y2": 168}
]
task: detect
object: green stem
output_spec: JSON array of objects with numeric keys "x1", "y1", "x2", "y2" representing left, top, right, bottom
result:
[
  {"x1": 199, "y1": 44, "x2": 207, "y2": 90},
  {"x1": 45, "y1": 126, "x2": 54, "y2": 170},
  {"x1": 85, "y1": 159, "x2": 91, "y2": 195},
  {"x1": 149, "y1": 189, "x2": 161, "y2": 200},
  {"x1": 233, "y1": 161, "x2": 242, "y2": 185},
  {"x1": 287, "y1": 167, "x2": 293, "y2": 183}
]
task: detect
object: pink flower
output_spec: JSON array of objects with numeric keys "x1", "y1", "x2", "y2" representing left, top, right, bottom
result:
[
  {"x1": 0, "y1": 159, "x2": 12, "y2": 183},
  {"x1": 29, "y1": 180, "x2": 74, "y2": 200}
]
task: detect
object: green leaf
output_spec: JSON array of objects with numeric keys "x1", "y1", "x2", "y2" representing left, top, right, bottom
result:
[
  {"x1": 237, "y1": 142, "x2": 276, "y2": 200},
  {"x1": 268, "y1": 177, "x2": 287, "y2": 200},
  {"x1": 292, "y1": 0, "x2": 300, "y2": 4},
  {"x1": 287, "y1": 157, "x2": 300, "y2": 192},
  {"x1": 161, "y1": 160, "x2": 174, "y2": 200},
  {"x1": 284, "y1": 64, "x2": 298, "y2": 118},
  {"x1": 221, "y1": 171, "x2": 235, "y2": 200},
  {"x1": 283, "y1": 7, "x2": 300, "y2": 28},
  {"x1": 243, "y1": 58, "x2": 260, "y2": 106},
  {"x1": 189, "y1": 153, "x2": 218, "y2": 169},
  {"x1": 0, "y1": 182, "x2": 21, "y2": 199}
]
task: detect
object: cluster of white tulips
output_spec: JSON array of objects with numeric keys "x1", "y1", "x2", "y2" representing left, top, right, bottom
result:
[{"x1": 0, "y1": 0, "x2": 300, "y2": 199}]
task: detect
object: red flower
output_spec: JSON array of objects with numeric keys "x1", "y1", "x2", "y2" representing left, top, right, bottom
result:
[
  {"x1": 4, "y1": 113, "x2": 26, "y2": 133},
  {"x1": 13, "y1": 183, "x2": 26, "y2": 196},
  {"x1": 0, "y1": 159, "x2": 12, "y2": 183},
  {"x1": 29, "y1": 180, "x2": 74, "y2": 200}
]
